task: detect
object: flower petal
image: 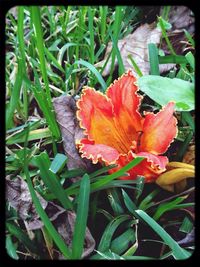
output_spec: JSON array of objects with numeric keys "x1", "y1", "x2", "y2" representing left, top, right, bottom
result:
[
  {"x1": 106, "y1": 70, "x2": 143, "y2": 144},
  {"x1": 77, "y1": 138, "x2": 119, "y2": 164},
  {"x1": 109, "y1": 151, "x2": 168, "y2": 182},
  {"x1": 77, "y1": 87, "x2": 134, "y2": 154},
  {"x1": 140, "y1": 102, "x2": 178, "y2": 155}
]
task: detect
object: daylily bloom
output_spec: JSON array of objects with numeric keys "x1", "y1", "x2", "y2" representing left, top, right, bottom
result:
[{"x1": 76, "y1": 71, "x2": 178, "y2": 182}]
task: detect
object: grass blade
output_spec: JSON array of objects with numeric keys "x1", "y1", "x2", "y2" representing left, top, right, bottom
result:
[
  {"x1": 122, "y1": 189, "x2": 137, "y2": 213},
  {"x1": 158, "y1": 55, "x2": 187, "y2": 64},
  {"x1": 23, "y1": 126, "x2": 72, "y2": 258},
  {"x1": 75, "y1": 59, "x2": 107, "y2": 91},
  {"x1": 98, "y1": 215, "x2": 130, "y2": 252},
  {"x1": 46, "y1": 158, "x2": 144, "y2": 199},
  {"x1": 153, "y1": 197, "x2": 186, "y2": 221},
  {"x1": 110, "y1": 32, "x2": 125, "y2": 76},
  {"x1": 179, "y1": 217, "x2": 193, "y2": 233},
  {"x1": 185, "y1": 51, "x2": 195, "y2": 70},
  {"x1": 158, "y1": 16, "x2": 176, "y2": 55},
  {"x1": 6, "y1": 222, "x2": 38, "y2": 254},
  {"x1": 91, "y1": 157, "x2": 144, "y2": 191},
  {"x1": 148, "y1": 43, "x2": 160, "y2": 75},
  {"x1": 6, "y1": 234, "x2": 19, "y2": 260},
  {"x1": 138, "y1": 189, "x2": 159, "y2": 211},
  {"x1": 184, "y1": 29, "x2": 195, "y2": 47},
  {"x1": 30, "y1": 7, "x2": 60, "y2": 140},
  {"x1": 128, "y1": 54, "x2": 143, "y2": 77},
  {"x1": 110, "y1": 228, "x2": 136, "y2": 254},
  {"x1": 88, "y1": 7, "x2": 95, "y2": 64},
  {"x1": 44, "y1": 46, "x2": 65, "y2": 73},
  {"x1": 28, "y1": 60, "x2": 61, "y2": 140},
  {"x1": 6, "y1": 127, "x2": 52, "y2": 145},
  {"x1": 30, "y1": 7, "x2": 51, "y2": 105},
  {"x1": 107, "y1": 188, "x2": 124, "y2": 215},
  {"x1": 99, "y1": 6, "x2": 108, "y2": 43},
  {"x1": 134, "y1": 210, "x2": 190, "y2": 259},
  {"x1": 72, "y1": 174, "x2": 90, "y2": 259},
  {"x1": 34, "y1": 151, "x2": 73, "y2": 210},
  {"x1": 49, "y1": 153, "x2": 68, "y2": 174},
  {"x1": 6, "y1": 57, "x2": 23, "y2": 130}
]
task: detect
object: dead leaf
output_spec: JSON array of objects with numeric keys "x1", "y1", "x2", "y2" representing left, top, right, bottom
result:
[
  {"x1": 6, "y1": 175, "x2": 96, "y2": 258},
  {"x1": 55, "y1": 211, "x2": 95, "y2": 259},
  {"x1": 95, "y1": 23, "x2": 174, "y2": 77},
  {"x1": 164, "y1": 6, "x2": 194, "y2": 33},
  {"x1": 177, "y1": 228, "x2": 195, "y2": 246},
  {"x1": 183, "y1": 144, "x2": 195, "y2": 165},
  {"x1": 160, "y1": 6, "x2": 195, "y2": 55},
  {"x1": 53, "y1": 95, "x2": 97, "y2": 181},
  {"x1": 6, "y1": 175, "x2": 47, "y2": 221}
]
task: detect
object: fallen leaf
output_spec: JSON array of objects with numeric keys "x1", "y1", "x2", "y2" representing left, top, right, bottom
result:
[
  {"x1": 164, "y1": 6, "x2": 194, "y2": 33},
  {"x1": 6, "y1": 175, "x2": 96, "y2": 258},
  {"x1": 53, "y1": 95, "x2": 98, "y2": 180},
  {"x1": 177, "y1": 228, "x2": 195, "y2": 246},
  {"x1": 183, "y1": 144, "x2": 195, "y2": 165},
  {"x1": 160, "y1": 6, "x2": 195, "y2": 55},
  {"x1": 95, "y1": 23, "x2": 174, "y2": 77},
  {"x1": 55, "y1": 211, "x2": 95, "y2": 259},
  {"x1": 6, "y1": 175, "x2": 47, "y2": 221}
]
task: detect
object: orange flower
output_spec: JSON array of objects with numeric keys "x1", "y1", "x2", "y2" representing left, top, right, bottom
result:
[{"x1": 76, "y1": 71, "x2": 178, "y2": 182}]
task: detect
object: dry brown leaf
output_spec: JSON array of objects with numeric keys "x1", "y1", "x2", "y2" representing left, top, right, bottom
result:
[
  {"x1": 160, "y1": 6, "x2": 194, "y2": 55},
  {"x1": 183, "y1": 144, "x2": 195, "y2": 165},
  {"x1": 6, "y1": 175, "x2": 47, "y2": 221},
  {"x1": 95, "y1": 23, "x2": 174, "y2": 77},
  {"x1": 53, "y1": 95, "x2": 97, "y2": 180},
  {"x1": 55, "y1": 211, "x2": 95, "y2": 259},
  {"x1": 177, "y1": 228, "x2": 195, "y2": 246},
  {"x1": 6, "y1": 175, "x2": 95, "y2": 258},
  {"x1": 164, "y1": 6, "x2": 194, "y2": 33}
]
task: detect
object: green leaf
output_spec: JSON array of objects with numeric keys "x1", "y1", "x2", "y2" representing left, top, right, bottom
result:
[
  {"x1": 184, "y1": 29, "x2": 195, "y2": 47},
  {"x1": 107, "y1": 188, "x2": 124, "y2": 215},
  {"x1": 6, "y1": 57, "x2": 23, "y2": 130},
  {"x1": 34, "y1": 152, "x2": 73, "y2": 210},
  {"x1": 110, "y1": 228, "x2": 136, "y2": 254},
  {"x1": 46, "y1": 158, "x2": 144, "y2": 199},
  {"x1": 110, "y1": 32, "x2": 125, "y2": 76},
  {"x1": 148, "y1": 43, "x2": 160, "y2": 75},
  {"x1": 135, "y1": 176, "x2": 145, "y2": 202},
  {"x1": 91, "y1": 157, "x2": 144, "y2": 191},
  {"x1": 185, "y1": 51, "x2": 195, "y2": 70},
  {"x1": 6, "y1": 222, "x2": 37, "y2": 254},
  {"x1": 138, "y1": 75, "x2": 194, "y2": 111},
  {"x1": 88, "y1": 7, "x2": 95, "y2": 64},
  {"x1": 7, "y1": 127, "x2": 52, "y2": 145},
  {"x1": 158, "y1": 55, "x2": 187, "y2": 64},
  {"x1": 75, "y1": 59, "x2": 107, "y2": 91},
  {"x1": 157, "y1": 17, "x2": 172, "y2": 30},
  {"x1": 98, "y1": 215, "x2": 130, "y2": 252},
  {"x1": 153, "y1": 197, "x2": 186, "y2": 221},
  {"x1": 122, "y1": 189, "x2": 137, "y2": 213},
  {"x1": 182, "y1": 111, "x2": 195, "y2": 132},
  {"x1": 30, "y1": 7, "x2": 60, "y2": 139},
  {"x1": 138, "y1": 189, "x2": 159, "y2": 211},
  {"x1": 72, "y1": 174, "x2": 90, "y2": 259},
  {"x1": 179, "y1": 217, "x2": 193, "y2": 234},
  {"x1": 127, "y1": 54, "x2": 143, "y2": 77},
  {"x1": 44, "y1": 47, "x2": 65, "y2": 73},
  {"x1": 92, "y1": 250, "x2": 125, "y2": 259},
  {"x1": 6, "y1": 235, "x2": 19, "y2": 260},
  {"x1": 49, "y1": 153, "x2": 68, "y2": 174},
  {"x1": 23, "y1": 126, "x2": 72, "y2": 258},
  {"x1": 134, "y1": 210, "x2": 191, "y2": 259}
]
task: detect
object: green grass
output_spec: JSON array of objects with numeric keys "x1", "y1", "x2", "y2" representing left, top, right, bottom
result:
[{"x1": 5, "y1": 6, "x2": 194, "y2": 260}]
